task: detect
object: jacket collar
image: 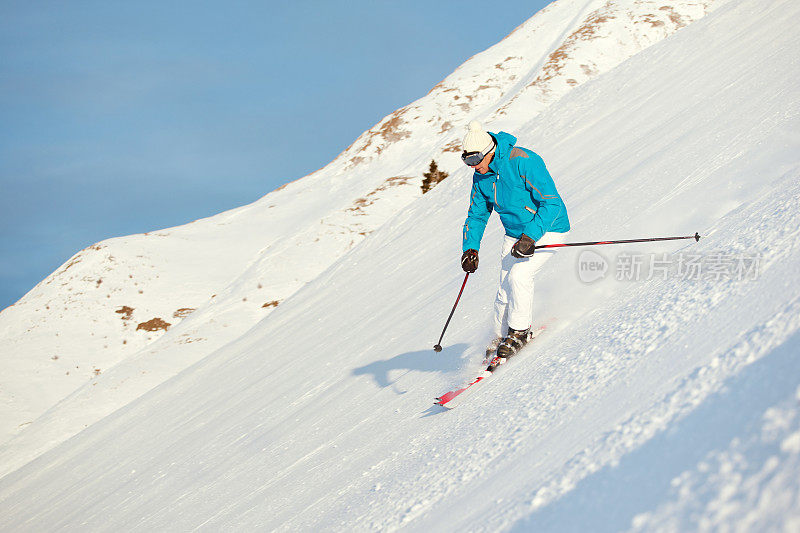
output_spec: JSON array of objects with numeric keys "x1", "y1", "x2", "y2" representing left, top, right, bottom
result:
[{"x1": 488, "y1": 131, "x2": 517, "y2": 173}]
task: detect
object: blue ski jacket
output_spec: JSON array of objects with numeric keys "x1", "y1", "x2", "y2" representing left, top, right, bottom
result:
[{"x1": 462, "y1": 131, "x2": 570, "y2": 251}]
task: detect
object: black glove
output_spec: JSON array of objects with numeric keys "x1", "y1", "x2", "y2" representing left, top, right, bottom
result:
[
  {"x1": 511, "y1": 234, "x2": 536, "y2": 258},
  {"x1": 461, "y1": 249, "x2": 479, "y2": 273}
]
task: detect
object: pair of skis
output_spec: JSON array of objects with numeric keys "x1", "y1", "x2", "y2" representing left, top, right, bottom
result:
[{"x1": 434, "y1": 325, "x2": 547, "y2": 409}]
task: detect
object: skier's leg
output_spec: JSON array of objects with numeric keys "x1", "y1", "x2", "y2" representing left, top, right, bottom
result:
[
  {"x1": 496, "y1": 253, "x2": 535, "y2": 359},
  {"x1": 486, "y1": 236, "x2": 517, "y2": 362},
  {"x1": 505, "y1": 231, "x2": 568, "y2": 330},
  {"x1": 505, "y1": 255, "x2": 537, "y2": 331},
  {"x1": 491, "y1": 300, "x2": 508, "y2": 339},
  {"x1": 492, "y1": 235, "x2": 517, "y2": 337}
]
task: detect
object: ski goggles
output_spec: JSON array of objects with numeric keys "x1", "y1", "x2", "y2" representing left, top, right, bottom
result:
[
  {"x1": 461, "y1": 139, "x2": 495, "y2": 166},
  {"x1": 461, "y1": 150, "x2": 486, "y2": 166}
]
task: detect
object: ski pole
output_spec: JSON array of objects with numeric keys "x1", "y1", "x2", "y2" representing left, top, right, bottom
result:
[
  {"x1": 534, "y1": 232, "x2": 700, "y2": 250},
  {"x1": 433, "y1": 273, "x2": 470, "y2": 352}
]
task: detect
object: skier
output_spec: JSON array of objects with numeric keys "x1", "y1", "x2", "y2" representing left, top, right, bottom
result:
[{"x1": 459, "y1": 121, "x2": 570, "y2": 361}]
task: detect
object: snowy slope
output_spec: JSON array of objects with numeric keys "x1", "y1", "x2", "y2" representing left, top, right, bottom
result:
[
  {"x1": 0, "y1": 0, "x2": 717, "y2": 449},
  {"x1": 1, "y1": 0, "x2": 799, "y2": 529}
]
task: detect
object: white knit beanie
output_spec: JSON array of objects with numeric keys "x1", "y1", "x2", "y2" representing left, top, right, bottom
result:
[{"x1": 462, "y1": 120, "x2": 495, "y2": 154}]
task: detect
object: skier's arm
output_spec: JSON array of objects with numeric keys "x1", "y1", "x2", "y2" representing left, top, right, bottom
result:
[
  {"x1": 463, "y1": 180, "x2": 493, "y2": 252},
  {"x1": 520, "y1": 155, "x2": 566, "y2": 242}
]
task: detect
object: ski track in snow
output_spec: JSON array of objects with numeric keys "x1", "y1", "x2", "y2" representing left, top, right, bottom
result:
[{"x1": 1, "y1": 0, "x2": 800, "y2": 530}]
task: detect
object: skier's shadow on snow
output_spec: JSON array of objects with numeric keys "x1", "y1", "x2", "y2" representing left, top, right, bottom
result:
[{"x1": 352, "y1": 343, "x2": 469, "y2": 394}]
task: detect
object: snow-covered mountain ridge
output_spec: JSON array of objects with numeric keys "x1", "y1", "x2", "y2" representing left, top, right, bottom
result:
[{"x1": 0, "y1": 0, "x2": 717, "y2": 448}]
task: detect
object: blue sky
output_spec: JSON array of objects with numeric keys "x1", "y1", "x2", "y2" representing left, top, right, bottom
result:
[{"x1": 0, "y1": 1, "x2": 548, "y2": 310}]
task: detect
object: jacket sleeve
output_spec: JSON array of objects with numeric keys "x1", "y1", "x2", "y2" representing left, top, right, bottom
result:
[
  {"x1": 463, "y1": 179, "x2": 493, "y2": 251},
  {"x1": 520, "y1": 155, "x2": 566, "y2": 242}
]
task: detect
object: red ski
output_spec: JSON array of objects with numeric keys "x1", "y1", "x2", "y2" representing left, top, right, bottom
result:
[
  {"x1": 434, "y1": 324, "x2": 550, "y2": 409},
  {"x1": 434, "y1": 370, "x2": 492, "y2": 408}
]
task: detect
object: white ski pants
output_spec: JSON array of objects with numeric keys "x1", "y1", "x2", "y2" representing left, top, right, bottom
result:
[{"x1": 493, "y1": 232, "x2": 567, "y2": 336}]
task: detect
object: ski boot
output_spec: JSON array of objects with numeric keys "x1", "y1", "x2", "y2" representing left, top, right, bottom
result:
[{"x1": 487, "y1": 327, "x2": 531, "y2": 370}]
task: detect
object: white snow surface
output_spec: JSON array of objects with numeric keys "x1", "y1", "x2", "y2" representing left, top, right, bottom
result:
[{"x1": 2, "y1": 0, "x2": 800, "y2": 530}]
